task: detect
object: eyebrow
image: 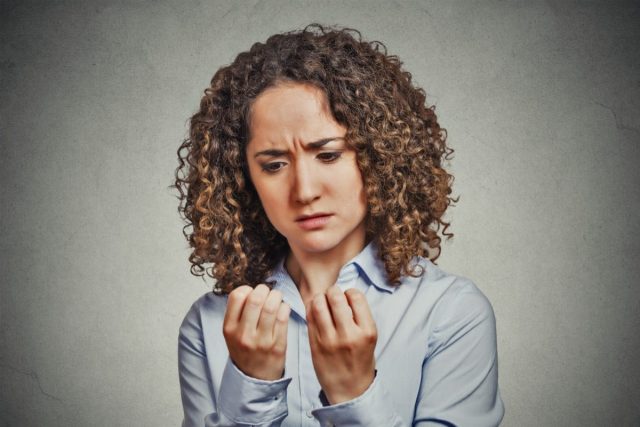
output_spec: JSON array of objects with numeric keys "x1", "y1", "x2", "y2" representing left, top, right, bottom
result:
[{"x1": 253, "y1": 137, "x2": 345, "y2": 159}]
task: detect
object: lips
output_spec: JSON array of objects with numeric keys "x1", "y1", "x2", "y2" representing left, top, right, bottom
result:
[
  {"x1": 296, "y1": 212, "x2": 333, "y2": 230},
  {"x1": 295, "y1": 212, "x2": 333, "y2": 221}
]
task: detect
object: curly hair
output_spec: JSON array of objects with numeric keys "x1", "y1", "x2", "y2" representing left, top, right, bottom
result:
[{"x1": 173, "y1": 23, "x2": 457, "y2": 294}]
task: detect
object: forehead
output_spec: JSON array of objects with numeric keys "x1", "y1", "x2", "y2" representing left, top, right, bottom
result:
[
  {"x1": 247, "y1": 83, "x2": 343, "y2": 148},
  {"x1": 252, "y1": 82, "x2": 330, "y2": 112}
]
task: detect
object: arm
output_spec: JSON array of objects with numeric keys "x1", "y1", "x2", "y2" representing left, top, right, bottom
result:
[
  {"x1": 178, "y1": 297, "x2": 292, "y2": 427},
  {"x1": 312, "y1": 370, "x2": 406, "y2": 426},
  {"x1": 310, "y1": 281, "x2": 504, "y2": 427},
  {"x1": 413, "y1": 281, "x2": 505, "y2": 426}
]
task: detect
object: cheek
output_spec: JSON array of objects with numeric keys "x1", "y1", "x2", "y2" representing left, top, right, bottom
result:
[
  {"x1": 247, "y1": 163, "x2": 270, "y2": 201},
  {"x1": 352, "y1": 170, "x2": 368, "y2": 211},
  {"x1": 336, "y1": 168, "x2": 367, "y2": 208},
  {"x1": 254, "y1": 184, "x2": 275, "y2": 209},
  {"x1": 253, "y1": 182, "x2": 286, "y2": 220}
]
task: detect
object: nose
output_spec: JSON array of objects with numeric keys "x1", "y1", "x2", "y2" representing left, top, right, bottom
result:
[{"x1": 292, "y1": 158, "x2": 321, "y2": 205}]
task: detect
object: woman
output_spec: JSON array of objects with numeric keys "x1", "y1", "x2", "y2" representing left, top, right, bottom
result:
[{"x1": 174, "y1": 23, "x2": 504, "y2": 427}]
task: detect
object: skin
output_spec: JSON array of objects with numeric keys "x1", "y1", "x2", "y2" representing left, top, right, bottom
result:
[
  {"x1": 306, "y1": 284, "x2": 377, "y2": 404},
  {"x1": 222, "y1": 82, "x2": 377, "y2": 403},
  {"x1": 246, "y1": 81, "x2": 368, "y2": 298},
  {"x1": 222, "y1": 284, "x2": 290, "y2": 381}
]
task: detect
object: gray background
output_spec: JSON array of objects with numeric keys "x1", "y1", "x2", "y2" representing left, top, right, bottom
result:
[{"x1": 1, "y1": 1, "x2": 639, "y2": 426}]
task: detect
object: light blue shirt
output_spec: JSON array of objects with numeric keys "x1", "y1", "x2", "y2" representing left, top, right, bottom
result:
[{"x1": 178, "y1": 241, "x2": 505, "y2": 426}]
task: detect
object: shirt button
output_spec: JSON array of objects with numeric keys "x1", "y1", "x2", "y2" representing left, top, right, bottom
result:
[{"x1": 305, "y1": 409, "x2": 313, "y2": 418}]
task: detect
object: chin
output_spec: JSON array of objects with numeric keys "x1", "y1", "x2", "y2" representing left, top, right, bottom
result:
[{"x1": 289, "y1": 235, "x2": 343, "y2": 254}]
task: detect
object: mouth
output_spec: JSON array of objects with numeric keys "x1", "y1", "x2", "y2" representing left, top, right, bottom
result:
[
  {"x1": 295, "y1": 213, "x2": 333, "y2": 230},
  {"x1": 295, "y1": 212, "x2": 333, "y2": 222}
]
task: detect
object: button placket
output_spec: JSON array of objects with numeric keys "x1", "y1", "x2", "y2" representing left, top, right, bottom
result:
[{"x1": 300, "y1": 318, "x2": 324, "y2": 423}]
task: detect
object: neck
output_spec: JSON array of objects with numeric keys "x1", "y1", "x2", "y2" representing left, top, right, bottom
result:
[{"x1": 285, "y1": 233, "x2": 368, "y2": 300}]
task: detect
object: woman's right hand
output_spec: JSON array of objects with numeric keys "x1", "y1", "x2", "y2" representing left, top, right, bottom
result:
[{"x1": 222, "y1": 284, "x2": 291, "y2": 381}]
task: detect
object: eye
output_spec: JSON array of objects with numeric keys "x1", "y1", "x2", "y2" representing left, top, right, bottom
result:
[
  {"x1": 317, "y1": 152, "x2": 342, "y2": 163},
  {"x1": 261, "y1": 162, "x2": 286, "y2": 173}
]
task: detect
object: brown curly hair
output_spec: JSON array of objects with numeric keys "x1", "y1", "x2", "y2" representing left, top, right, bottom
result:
[{"x1": 173, "y1": 23, "x2": 457, "y2": 294}]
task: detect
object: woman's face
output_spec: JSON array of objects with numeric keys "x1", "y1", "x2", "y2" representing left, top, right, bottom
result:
[{"x1": 245, "y1": 82, "x2": 368, "y2": 257}]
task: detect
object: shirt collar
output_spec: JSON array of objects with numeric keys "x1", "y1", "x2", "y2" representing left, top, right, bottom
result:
[
  {"x1": 267, "y1": 240, "x2": 398, "y2": 295},
  {"x1": 345, "y1": 240, "x2": 398, "y2": 293}
]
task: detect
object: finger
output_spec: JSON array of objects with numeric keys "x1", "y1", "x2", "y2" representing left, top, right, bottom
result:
[
  {"x1": 305, "y1": 301, "x2": 321, "y2": 336},
  {"x1": 224, "y1": 285, "x2": 253, "y2": 327},
  {"x1": 345, "y1": 288, "x2": 376, "y2": 333},
  {"x1": 305, "y1": 302, "x2": 319, "y2": 353},
  {"x1": 273, "y1": 302, "x2": 290, "y2": 351},
  {"x1": 325, "y1": 285, "x2": 355, "y2": 336},
  {"x1": 305, "y1": 300, "x2": 315, "y2": 334},
  {"x1": 256, "y1": 289, "x2": 283, "y2": 339},
  {"x1": 239, "y1": 284, "x2": 270, "y2": 333},
  {"x1": 309, "y1": 293, "x2": 336, "y2": 341}
]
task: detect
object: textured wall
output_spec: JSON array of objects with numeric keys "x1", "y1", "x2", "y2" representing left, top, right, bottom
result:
[{"x1": 1, "y1": 1, "x2": 638, "y2": 426}]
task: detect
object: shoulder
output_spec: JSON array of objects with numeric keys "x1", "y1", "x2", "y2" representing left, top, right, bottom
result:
[
  {"x1": 417, "y1": 261, "x2": 498, "y2": 355},
  {"x1": 402, "y1": 257, "x2": 494, "y2": 312},
  {"x1": 432, "y1": 265, "x2": 495, "y2": 323},
  {"x1": 408, "y1": 257, "x2": 495, "y2": 319},
  {"x1": 384, "y1": 255, "x2": 497, "y2": 337}
]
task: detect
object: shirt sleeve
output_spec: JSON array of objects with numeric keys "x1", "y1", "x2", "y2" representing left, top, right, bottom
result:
[
  {"x1": 413, "y1": 280, "x2": 505, "y2": 426},
  {"x1": 311, "y1": 280, "x2": 504, "y2": 427},
  {"x1": 311, "y1": 371, "x2": 406, "y2": 426},
  {"x1": 178, "y1": 298, "x2": 292, "y2": 427}
]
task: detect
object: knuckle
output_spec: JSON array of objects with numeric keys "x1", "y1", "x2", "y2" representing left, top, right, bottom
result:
[
  {"x1": 261, "y1": 304, "x2": 278, "y2": 316},
  {"x1": 324, "y1": 339, "x2": 338, "y2": 352},
  {"x1": 269, "y1": 289, "x2": 283, "y2": 300},
  {"x1": 269, "y1": 339, "x2": 281, "y2": 350},
  {"x1": 313, "y1": 294, "x2": 325, "y2": 306},
  {"x1": 222, "y1": 324, "x2": 234, "y2": 338},
  {"x1": 276, "y1": 305, "x2": 290, "y2": 323},
  {"x1": 339, "y1": 336, "x2": 356, "y2": 349},
  {"x1": 327, "y1": 285, "x2": 340, "y2": 296},
  {"x1": 255, "y1": 283, "x2": 270, "y2": 293},
  {"x1": 276, "y1": 313, "x2": 289, "y2": 323},
  {"x1": 346, "y1": 289, "x2": 364, "y2": 301},
  {"x1": 237, "y1": 335, "x2": 254, "y2": 351},
  {"x1": 229, "y1": 286, "x2": 249, "y2": 302},
  {"x1": 327, "y1": 292, "x2": 343, "y2": 305},
  {"x1": 246, "y1": 292, "x2": 265, "y2": 307},
  {"x1": 312, "y1": 299, "x2": 325, "y2": 314},
  {"x1": 253, "y1": 341, "x2": 267, "y2": 352},
  {"x1": 364, "y1": 329, "x2": 378, "y2": 343}
]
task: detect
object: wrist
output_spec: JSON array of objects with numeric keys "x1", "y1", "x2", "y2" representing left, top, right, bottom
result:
[
  {"x1": 230, "y1": 356, "x2": 285, "y2": 381},
  {"x1": 219, "y1": 357, "x2": 291, "y2": 425},
  {"x1": 324, "y1": 369, "x2": 376, "y2": 405},
  {"x1": 242, "y1": 366, "x2": 286, "y2": 381}
]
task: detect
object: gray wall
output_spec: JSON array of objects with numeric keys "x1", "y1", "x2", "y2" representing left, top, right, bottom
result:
[{"x1": 1, "y1": 1, "x2": 638, "y2": 426}]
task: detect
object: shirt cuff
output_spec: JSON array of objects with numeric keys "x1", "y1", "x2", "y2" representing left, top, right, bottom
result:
[
  {"x1": 311, "y1": 371, "x2": 395, "y2": 426},
  {"x1": 218, "y1": 357, "x2": 292, "y2": 425}
]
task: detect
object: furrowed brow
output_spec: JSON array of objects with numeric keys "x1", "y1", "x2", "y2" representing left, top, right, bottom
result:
[
  {"x1": 306, "y1": 137, "x2": 344, "y2": 149},
  {"x1": 253, "y1": 137, "x2": 344, "y2": 158},
  {"x1": 253, "y1": 148, "x2": 288, "y2": 158}
]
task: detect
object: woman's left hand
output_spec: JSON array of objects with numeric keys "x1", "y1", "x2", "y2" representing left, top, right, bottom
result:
[{"x1": 306, "y1": 285, "x2": 377, "y2": 405}]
